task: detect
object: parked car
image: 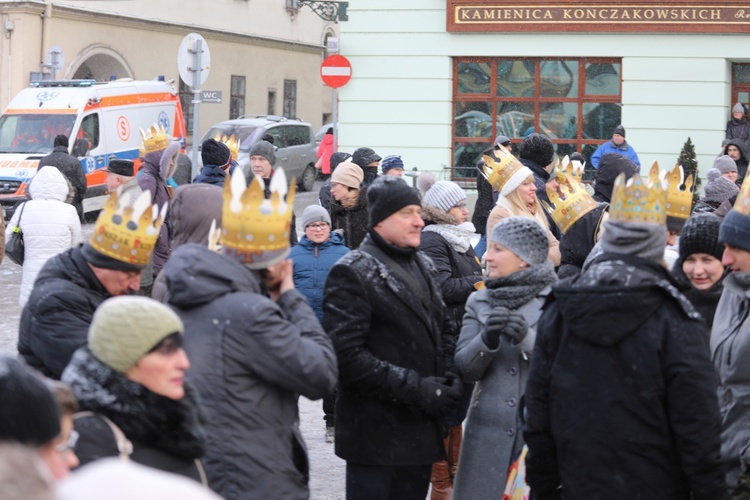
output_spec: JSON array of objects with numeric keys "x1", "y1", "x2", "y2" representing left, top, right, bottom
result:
[{"x1": 198, "y1": 115, "x2": 318, "y2": 191}]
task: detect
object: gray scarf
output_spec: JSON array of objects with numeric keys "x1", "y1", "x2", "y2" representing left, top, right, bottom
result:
[
  {"x1": 600, "y1": 220, "x2": 666, "y2": 264},
  {"x1": 485, "y1": 260, "x2": 558, "y2": 310},
  {"x1": 423, "y1": 221, "x2": 476, "y2": 253}
]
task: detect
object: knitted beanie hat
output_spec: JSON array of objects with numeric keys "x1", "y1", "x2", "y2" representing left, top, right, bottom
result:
[
  {"x1": 423, "y1": 181, "x2": 466, "y2": 213},
  {"x1": 489, "y1": 216, "x2": 549, "y2": 266},
  {"x1": 500, "y1": 165, "x2": 534, "y2": 197},
  {"x1": 367, "y1": 175, "x2": 421, "y2": 227},
  {"x1": 88, "y1": 296, "x2": 184, "y2": 374},
  {"x1": 714, "y1": 155, "x2": 738, "y2": 175},
  {"x1": 519, "y1": 133, "x2": 554, "y2": 168},
  {"x1": 301, "y1": 204, "x2": 331, "y2": 228},
  {"x1": 720, "y1": 210, "x2": 750, "y2": 252},
  {"x1": 705, "y1": 168, "x2": 740, "y2": 204},
  {"x1": 331, "y1": 161, "x2": 363, "y2": 190},
  {"x1": 201, "y1": 139, "x2": 230, "y2": 167},
  {"x1": 733, "y1": 102, "x2": 745, "y2": 114},
  {"x1": 329, "y1": 152, "x2": 351, "y2": 172},
  {"x1": 249, "y1": 140, "x2": 276, "y2": 165},
  {"x1": 679, "y1": 213, "x2": 724, "y2": 262},
  {"x1": 380, "y1": 155, "x2": 404, "y2": 174},
  {"x1": 0, "y1": 357, "x2": 60, "y2": 447},
  {"x1": 613, "y1": 125, "x2": 626, "y2": 137}
]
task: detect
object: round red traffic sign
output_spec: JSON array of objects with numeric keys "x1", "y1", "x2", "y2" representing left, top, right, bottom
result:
[{"x1": 320, "y1": 55, "x2": 352, "y2": 89}]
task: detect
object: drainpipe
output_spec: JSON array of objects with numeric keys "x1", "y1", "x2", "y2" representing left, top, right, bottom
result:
[{"x1": 40, "y1": 0, "x2": 51, "y2": 73}]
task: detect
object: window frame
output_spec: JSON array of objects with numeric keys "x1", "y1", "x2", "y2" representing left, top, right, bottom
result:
[{"x1": 230, "y1": 75, "x2": 246, "y2": 120}]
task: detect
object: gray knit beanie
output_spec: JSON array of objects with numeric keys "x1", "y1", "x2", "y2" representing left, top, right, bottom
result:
[
  {"x1": 423, "y1": 181, "x2": 466, "y2": 213},
  {"x1": 714, "y1": 155, "x2": 738, "y2": 175},
  {"x1": 88, "y1": 296, "x2": 184, "y2": 374},
  {"x1": 489, "y1": 216, "x2": 549, "y2": 266},
  {"x1": 733, "y1": 102, "x2": 745, "y2": 114},
  {"x1": 705, "y1": 168, "x2": 740, "y2": 203},
  {"x1": 249, "y1": 140, "x2": 276, "y2": 165},
  {"x1": 301, "y1": 205, "x2": 331, "y2": 228}
]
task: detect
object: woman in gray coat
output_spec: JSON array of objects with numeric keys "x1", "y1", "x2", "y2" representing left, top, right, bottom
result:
[{"x1": 453, "y1": 217, "x2": 558, "y2": 499}]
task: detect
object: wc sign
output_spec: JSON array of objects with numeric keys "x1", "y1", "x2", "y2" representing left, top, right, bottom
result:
[{"x1": 201, "y1": 90, "x2": 222, "y2": 103}]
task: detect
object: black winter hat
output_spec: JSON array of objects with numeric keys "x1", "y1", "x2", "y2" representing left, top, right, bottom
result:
[
  {"x1": 519, "y1": 133, "x2": 554, "y2": 168},
  {"x1": 613, "y1": 125, "x2": 626, "y2": 137},
  {"x1": 103, "y1": 159, "x2": 135, "y2": 177},
  {"x1": 201, "y1": 139, "x2": 230, "y2": 167},
  {"x1": 594, "y1": 153, "x2": 638, "y2": 203},
  {"x1": 330, "y1": 152, "x2": 351, "y2": 172},
  {"x1": 720, "y1": 210, "x2": 750, "y2": 252},
  {"x1": 352, "y1": 147, "x2": 382, "y2": 168},
  {"x1": 367, "y1": 176, "x2": 421, "y2": 228},
  {"x1": 680, "y1": 213, "x2": 724, "y2": 262},
  {"x1": 0, "y1": 357, "x2": 60, "y2": 447}
]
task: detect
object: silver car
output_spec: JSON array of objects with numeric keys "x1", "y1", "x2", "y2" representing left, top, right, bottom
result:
[{"x1": 198, "y1": 115, "x2": 318, "y2": 191}]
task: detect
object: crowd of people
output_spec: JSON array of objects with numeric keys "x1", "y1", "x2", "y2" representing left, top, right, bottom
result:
[{"x1": 3, "y1": 114, "x2": 750, "y2": 500}]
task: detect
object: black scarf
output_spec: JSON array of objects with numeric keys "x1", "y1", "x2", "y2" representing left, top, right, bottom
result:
[{"x1": 485, "y1": 260, "x2": 558, "y2": 310}]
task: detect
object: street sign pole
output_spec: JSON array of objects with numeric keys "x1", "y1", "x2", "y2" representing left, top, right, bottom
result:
[
  {"x1": 332, "y1": 87, "x2": 338, "y2": 153},
  {"x1": 190, "y1": 39, "x2": 203, "y2": 179}
]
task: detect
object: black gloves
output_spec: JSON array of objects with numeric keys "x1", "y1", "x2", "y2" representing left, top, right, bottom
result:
[
  {"x1": 483, "y1": 306, "x2": 511, "y2": 349},
  {"x1": 483, "y1": 307, "x2": 528, "y2": 348},
  {"x1": 414, "y1": 375, "x2": 462, "y2": 417}
]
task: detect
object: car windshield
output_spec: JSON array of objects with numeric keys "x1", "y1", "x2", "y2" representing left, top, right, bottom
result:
[
  {"x1": 203, "y1": 125, "x2": 261, "y2": 153},
  {"x1": 0, "y1": 114, "x2": 76, "y2": 154}
]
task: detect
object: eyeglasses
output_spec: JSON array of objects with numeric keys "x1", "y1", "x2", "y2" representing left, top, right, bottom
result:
[
  {"x1": 56, "y1": 430, "x2": 79, "y2": 454},
  {"x1": 306, "y1": 223, "x2": 330, "y2": 231}
]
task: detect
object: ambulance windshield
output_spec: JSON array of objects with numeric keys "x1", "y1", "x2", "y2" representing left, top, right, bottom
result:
[{"x1": 0, "y1": 114, "x2": 76, "y2": 154}]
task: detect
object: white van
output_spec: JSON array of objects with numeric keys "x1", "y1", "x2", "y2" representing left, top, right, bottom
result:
[{"x1": 0, "y1": 79, "x2": 187, "y2": 219}]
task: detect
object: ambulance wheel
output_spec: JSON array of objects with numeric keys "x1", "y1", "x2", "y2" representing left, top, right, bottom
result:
[{"x1": 299, "y1": 164, "x2": 316, "y2": 192}]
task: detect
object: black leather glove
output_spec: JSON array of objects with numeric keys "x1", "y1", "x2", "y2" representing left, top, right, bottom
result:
[
  {"x1": 483, "y1": 306, "x2": 511, "y2": 349},
  {"x1": 415, "y1": 376, "x2": 462, "y2": 417},
  {"x1": 503, "y1": 312, "x2": 529, "y2": 345}
]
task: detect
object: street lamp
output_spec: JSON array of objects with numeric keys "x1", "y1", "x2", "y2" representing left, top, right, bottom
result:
[{"x1": 285, "y1": 0, "x2": 349, "y2": 22}]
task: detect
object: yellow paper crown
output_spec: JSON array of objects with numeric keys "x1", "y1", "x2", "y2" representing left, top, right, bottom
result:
[
  {"x1": 609, "y1": 163, "x2": 667, "y2": 225},
  {"x1": 139, "y1": 124, "x2": 170, "y2": 156},
  {"x1": 215, "y1": 132, "x2": 240, "y2": 162},
  {"x1": 542, "y1": 157, "x2": 598, "y2": 234},
  {"x1": 733, "y1": 168, "x2": 750, "y2": 216},
  {"x1": 220, "y1": 168, "x2": 296, "y2": 269},
  {"x1": 665, "y1": 164, "x2": 694, "y2": 220},
  {"x1": 482, "y1": 145, "x2": 525, "y2": 193},
  {"x1": 89, "y1": 189, "x2": 166, "y2": 266}
]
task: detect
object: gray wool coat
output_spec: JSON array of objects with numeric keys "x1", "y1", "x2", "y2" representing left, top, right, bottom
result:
[{"x1": 452, "y1": 285, "x2": 550, "y2": 500}]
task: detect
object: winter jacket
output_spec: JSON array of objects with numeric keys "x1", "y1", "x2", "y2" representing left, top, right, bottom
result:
[
  {"x1": 316, "y1": 134, "x2": 334, "y2": 175},
  {"x1": 593, "y1": 153, "x2": 639, "y2": 204},
  {"x1": 472, "y1": 157, "x2": 495, "y2": 236},
  {"x1": 18, "y1": 244, "x2": 112, "y2": 379},
  {"x1": 329, "y1": 188, "x2": 369, "y2": 250},
  {"x1": 163, "y1": 244, "x2": 337, "y2": 499},
  {"x1": 288, "y1": 232, "x2": 350, "y2": 321},
  {"x1": 151, "y1": 183, "x2": 223, "y2": 303},
  {"x1": 62, "y1": 348, "x2": 206, "y2": 483},
  {"x1": 419, "y1": 205, "x2": 482, "y2": 333},
  {"x1": 453, "y1": 282, "x2": 551, "y2": 499},
  {"x1": 722, "y1": 139, "x2": 750, "y2": 184},
  {"x1": 711, "y1": 272, "x2": 750, "y2": 491},
  {"x1": 726, "y1": 117, "x2": 750, "y2": 153},
  {"x1": 525, "y1": 254, "x2": 727, "y2": 500},
  {"x1": 322, "y1": 232, "x2": 457, "y2": 466},
  {"x1": 138, "y1": 141, "x2": 180, "y2": 276},
  {"x1": 591, "y1": 139, "x2": 641, "y2": 169},
  {"x1": 5, "y1": 167, "x2": 81, "y2": 306},
  {"x1": 319, "y1": 179, "x2": 333, "y2": 211},
  {"x1": 37, "y1": 145, "x2": 87, "y2": 220},
  {"x1": 486, "y1": 202, "x2": 561, "y2": 266},
  {"x1": 192, "y1": 163, "x2": 227, "y2": 187},
  {"x1": 557, "y1": 203, "x2": 609, "y2": 279}
]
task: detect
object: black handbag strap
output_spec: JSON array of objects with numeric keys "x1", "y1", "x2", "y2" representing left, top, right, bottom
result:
[
  {"x1": 13, "y1": 201, "x2": 27, "y2": 228},
  {"x1": 360, "y1": 243, "x2": 433, "y2": 313}
]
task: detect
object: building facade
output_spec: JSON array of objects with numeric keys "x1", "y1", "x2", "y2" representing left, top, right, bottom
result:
[{"x1": 337, "y1": 1, "x2": 750, "y2": 182}]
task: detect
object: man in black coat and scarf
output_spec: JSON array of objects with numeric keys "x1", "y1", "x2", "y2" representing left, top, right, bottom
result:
[
  {"x1": 524, "y1": 171, "x2": 727, "y2": 500},
  {"x1": 323, "y1": 176, "x2": 463, "y2": 500},
  {"x1": 37, "y1": 134, "x2": 87, "y2": 221}
]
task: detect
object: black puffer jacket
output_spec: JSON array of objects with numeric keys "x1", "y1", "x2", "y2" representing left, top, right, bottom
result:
[
  {"x1": 37, "y1": 146, "x2": 87, "y2": 221},
  {"x1": 525, "y1": 254, "x2": 727, "y2": 500},
  {"x1": 419, "y1": 205, "x2": 482, "y2": 333},
  {"x1": 18, "y1": 244, "x2": 111, "y2": 379},
  {"x1": 329, "y1": 188, "x2": 368, "y2": 249},
  {"x1": 726, "y1": 117, "x2": 750, "y2": 153},
  {"x1": 62, "y1": 347, "x2": 206, "y2": 483},
  {"x1": 557, "y1": 203, "x2": 609, "y2": 279}
]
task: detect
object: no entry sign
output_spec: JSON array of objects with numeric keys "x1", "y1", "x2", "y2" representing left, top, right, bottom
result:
[{"x1": 320, "y1": 55, "x2": 352, "y2": 89}]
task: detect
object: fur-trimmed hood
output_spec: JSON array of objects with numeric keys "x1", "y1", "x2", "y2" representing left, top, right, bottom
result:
[
  {"x1": 421, "y1": 203, "x2": 460, "y2": 226},
  {"x1": 62, "y1": 347, "x2": 205, "y2": 460}
]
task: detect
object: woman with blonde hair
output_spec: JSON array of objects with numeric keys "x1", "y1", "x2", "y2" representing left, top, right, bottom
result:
[{"x1": 484, "y1": 148, "x2": 561, "y2": 266}]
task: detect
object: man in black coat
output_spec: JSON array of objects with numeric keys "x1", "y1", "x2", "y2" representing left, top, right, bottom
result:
[
  {"x1": 323, "y1": 176, "x2": 462, "y2": 500},
  {"x1": 518, "y1": 133, "x2": 561, "y2": 240},
  {"x1": 524, "y1": 171, "x2": 727, "y2": 500},
  {"x1": 36, "y1": 134, "x2": 87, "y2": 221}
]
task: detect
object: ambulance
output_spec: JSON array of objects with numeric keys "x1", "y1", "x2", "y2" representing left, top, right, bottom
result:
[{"x1": 0, "y1": 79, "x2": 187, "y2": 219}]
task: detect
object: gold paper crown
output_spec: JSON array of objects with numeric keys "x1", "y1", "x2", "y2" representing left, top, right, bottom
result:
[
  {"x1": 215, "y1": 132, "x2": 240, "y2": 162},
  {"x1": 89, "y1": 189, "x2": 166, "y2": 266},
  {"x1": 733, "y1": 167, "x2": 750, "y2": 216},
  {"x1": 609, "y1": 162, "x2": 667, "y2": 225},
  {"x1": 482, "y1": 145, "x2": 525, "y2": 193},
  {"x1": 139, "y1": 124, "x2": 170, "y2": 156},
  {"x1": 220, "y1": 167, "x2": 296, "y2": 269},
  {"x1": 664, "y1": 164, "x2": 694, "y2": 220},
  {"x1": 542, "y1": 158, "x2": 599, "y2": 234}
]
